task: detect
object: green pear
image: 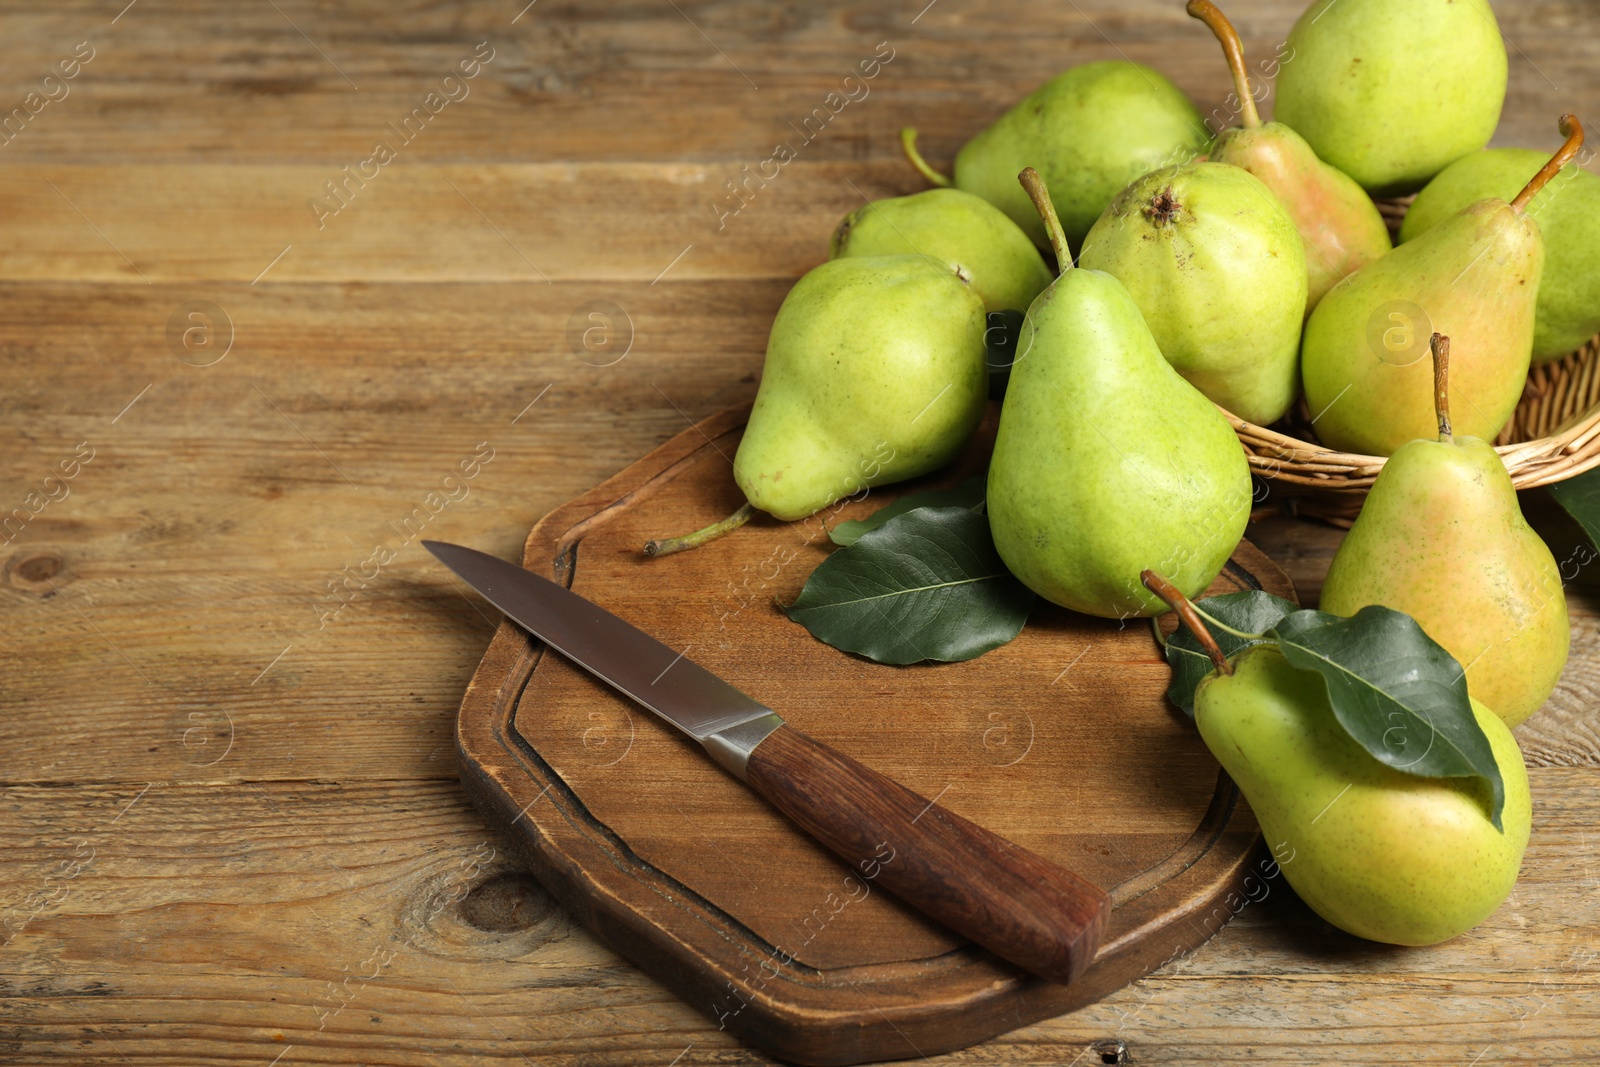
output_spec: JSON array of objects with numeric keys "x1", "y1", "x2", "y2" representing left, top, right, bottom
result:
[
  {"x1": 1301, "y1": 118, "x2": 1584, "y2": 456},
  {"x1": 830, "y1": 188, "x2": 1055, "y2": 313},
  {"x1": 1187, "y1": 0, "x2": 1391, "y2": 312},
  {"x1": 1319, "y1": 336, "x2": 1569, "y2": 728},
  {"x1": 1078, "y1": 161, "x2": 1308, "y2": 426},
  {"x1": 733, "y1": 255, "x2": 987, "y2": 522},
  {"x1": 901, "y1": 61, "x2": 1208, "y2": 250},
  {"x1": 1402, "y1": 147, "x2": 1600, "y2": 362},
  {"x1": 1274, "y1": 0, "x2": 1507, "y2": 197},
  {"x1": 1196, "y1": 644, "x2": 1531, "y2": 946},
  {"x1": 987, "y1": 170, "x2": 1251, "y2": 619}
]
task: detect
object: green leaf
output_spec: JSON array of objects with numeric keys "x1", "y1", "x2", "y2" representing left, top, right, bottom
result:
[
  {"x1": 1548, "y1": 467, "x2": 1600, "y2": 551},
  {"x1": 786, "y1": 506, "x2": 1034, "y2": 665},
  {"x1": 829, "y1": 474, "x2": 985, "y2": 547},
  {"x1": 1267, "y1": 606, "x2": 1507, "y2": 830},
  {"x1": 1164, "y1": 590, "x2": 1297, "y2": 716}
]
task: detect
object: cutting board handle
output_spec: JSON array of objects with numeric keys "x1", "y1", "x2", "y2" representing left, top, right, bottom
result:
[{"x1": 743, "y1": 723, "x2": 1110, "y2": 985}]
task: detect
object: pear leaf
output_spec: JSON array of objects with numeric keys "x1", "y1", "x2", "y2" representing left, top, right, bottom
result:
[
  {"x1": 1267, "y1": 606, "x2": 1507, "y2": 830},
  {"x1": 787, "y1": 506, "x2": 1034, "y2": 665},
  {"x1": 1164, "y1": 590, "x2": 1298, "y2": 716},
  {"x1": 1548, "y1": 468, "x2": 1600, "y2": 555},
  {"x1": 829, "y1": 474, "x2": 985, "y2": 547}
]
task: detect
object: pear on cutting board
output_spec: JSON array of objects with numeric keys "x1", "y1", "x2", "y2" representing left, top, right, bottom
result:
[
  {"x1": 1402, "y1": 147, "x2": 1600, "y2": 362},
  {"x1": 1273, "y1": 0, "x2": 1508, "y2": 197},
  {"x1": 830, "y1": 188, "x2": 1055, "y2": 313},
  {"x1": 1300, "y1": 116, "x2": 1586, "y2": 457},
  {"x1": 733, "y1": 255, "x2": 987, "y2": 520},
  {"x1": 900, "y1": 61, "x2": 1209, "y2": 250},
  {"x1": 1319, "y1": 334, "x2": 1569, "y2": 728},
  {"x1": 645, "y1": 254, "x2": 987, "y2": 556},
  {"x1": 1186, "y1": 0, "x2": 1391, "y2": 312},
  {"x1": 987, "y1": 169, "x2": 1251, "y2": 619},
  {"x1": 1078, "y1": 159, "x2": 1308, "y2": 427}
]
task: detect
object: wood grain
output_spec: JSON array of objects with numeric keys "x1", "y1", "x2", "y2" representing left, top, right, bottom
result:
[
  {"x1": 0, "y1": 772, "x2": 1595, "y2": 1065},
  {"x1": 2, "y1": 0, "x2": 1599, "y2": 1063},
  {"x1": 0, "y1": 0, "x2": 1587, "y2": 164}
]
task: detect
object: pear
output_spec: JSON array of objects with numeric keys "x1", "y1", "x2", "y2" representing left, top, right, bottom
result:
[
  {"x1": 1196, "y1": 644, "x2": 1531, "y2": 946},
  {"x1": 1320, "y1": 335, "x2": 1569, "y2": 728},
  {"x1": 1186, "y1": 0, "x2": 1391, "y2": 312},
  {"x1": 987, "y1": 170, "x2": 1251, "y2": 618},
  {"x1": 1078, "y1": 161, "x2": 1308, "y2": 426},
  {"x1": 900, "y1": 61, "x2": 1208, "y2": 250},
  {"x1": 733, "y1": 254, "x2": 986, "y2": 521},
  {"x1": 830, "y1": 188, "x2": 1055, "y2": 313},
  {"x1": 1300, "y1": 116, "x2": 1585, "y2": 457},
  {"x1": 646, "y1": 254, "x2": 987, "y2": 555},
  {"x1": 1274, "y1": 0, "x2": 1508, "y2": 197},
  {"x1": 1402, "y1": 148, "x2": 1600, "y2": 362}
]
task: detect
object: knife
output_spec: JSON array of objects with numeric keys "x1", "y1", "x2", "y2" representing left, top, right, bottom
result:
[{"x1": 424, "y1": 540, "x2": 1110, "y2": 984}]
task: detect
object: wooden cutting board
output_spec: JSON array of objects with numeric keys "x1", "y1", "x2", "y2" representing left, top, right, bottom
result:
[{"x1": 455, "y1": 404, "x2": 1296, "y2": 1065}]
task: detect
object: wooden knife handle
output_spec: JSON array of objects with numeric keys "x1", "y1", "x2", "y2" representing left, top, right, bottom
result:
[{"x1": 742, "y1": 723, "x2": 1110, "y2": 985}]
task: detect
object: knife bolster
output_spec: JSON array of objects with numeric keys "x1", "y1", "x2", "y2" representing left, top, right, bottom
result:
[{"x1": 701, "y1": 711, "x2": 786, "y2": 780}]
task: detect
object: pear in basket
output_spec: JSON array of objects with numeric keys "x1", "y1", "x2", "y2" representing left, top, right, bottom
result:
[
  {"x1": 1274, "y1": 0, "x2": 1507, "y2": 197},
  {"x1": 1077, "y1": 160, "x2": 1307, "y2": 427},
  {"x1": 1186, "y1": 0, "x2": 1391, "y2": 314},
  {"x1": 1300, "y1": 116, "x2": 1585, "y2": 457},
  {"x1": 1403, "y1": 147, "x2": 1600, "y2": 363}
]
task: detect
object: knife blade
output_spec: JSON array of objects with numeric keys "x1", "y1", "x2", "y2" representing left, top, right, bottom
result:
[{"x1": 424, "y1": 539, "x2": 1110, "y2": 985}]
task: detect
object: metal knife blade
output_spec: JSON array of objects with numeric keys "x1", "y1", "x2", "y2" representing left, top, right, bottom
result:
[
  {"x1": 424, "y1": 538, "x2": 1110, "y2": 986},
  {"x1": 423, "y1": 540, "x2": 778, "y2": 744}
]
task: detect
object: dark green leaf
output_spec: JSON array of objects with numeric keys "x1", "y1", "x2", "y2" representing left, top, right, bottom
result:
[
  {"x1": 1268, "y1": 606, "x2": 1506, "y2": 830},
  {"x1": 829, "y1": 474, "x2": 985, "y2": 547},
  {"x1": 1164, "y1": 590, "x2": 1297, "y2": 715},
  {"x1": 787, "y1": 506, "x2": 1034, "y2": 665},
  {"x1": 1548, "y1": 467, "x2": 1600, "y2": 552}
]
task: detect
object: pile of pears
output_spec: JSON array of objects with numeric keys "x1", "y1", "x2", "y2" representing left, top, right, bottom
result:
[{"x1": 654, "y1": 0, "x2": 1595, "y2": 949}]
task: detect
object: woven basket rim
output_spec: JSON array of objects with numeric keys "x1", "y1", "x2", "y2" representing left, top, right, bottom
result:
[
  {"x1": 1226, "y1": 343, "x2": 1600, "y2": 494},
  {"x1": 1233, "y1": 194, "x2": 1600, "y2": 496}
]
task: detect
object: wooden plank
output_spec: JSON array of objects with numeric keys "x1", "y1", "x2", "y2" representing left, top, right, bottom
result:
[
  {"x1": 2, "y1": 0, "x2": 1599, "y2": 1062},
  {"x1": 4, "y1": 279, "x2": 1596, "y2": 785},
  {"x1": 0, "y1": 770, "x2": 1593, "y2": 1065},
  {"x1": 0, "y1": 0, "x2": 1587, "y2": 166},
  {"x1": 0, "y1": 278, "x2": 778, "y2": 785},
  {"x1": 0, "y1": 162, "x2": 922, "y2": 284}
]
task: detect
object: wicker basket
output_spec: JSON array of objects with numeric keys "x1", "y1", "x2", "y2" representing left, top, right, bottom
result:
[{"x1": 1229, "y1": 196, "x2": 1600, "y2": 522}]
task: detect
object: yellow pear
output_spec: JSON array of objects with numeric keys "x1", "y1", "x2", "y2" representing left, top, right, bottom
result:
[
  {"x1": 1196, "y1": 644, "x2": 1531, "y2": 946},
  {"x1": 1319, "y1": 336, "x2": 1569, "y2": 727}
]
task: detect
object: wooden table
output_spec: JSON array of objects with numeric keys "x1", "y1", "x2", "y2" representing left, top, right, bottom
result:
[{"x1": 1, "y1": 1, "x2": 1596, "y2": 1063}]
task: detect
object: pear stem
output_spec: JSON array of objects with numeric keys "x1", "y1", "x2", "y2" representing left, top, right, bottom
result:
[
  {"x1": 1431, "y1": 333, "x2": 1453, "y2": 443},
  {"x1": 643, "y1": 502, "x2": 754, "y2": 558},
  {"x1": 1141, "y1": 570, "x2": 1233, "y2": 675},
  {"x1": 1512, "y1": 114, "x2": 1585, "y2": 213},
  {"x1": 1018, "y1": 167, "x2": 1075, "y2": 273},
  {"x1": 900, "y1": 128, "x2": 953, "y2": 188},
  {"x1": 1187, "y1": 0, "x2": 1260, "y2": 129}
]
